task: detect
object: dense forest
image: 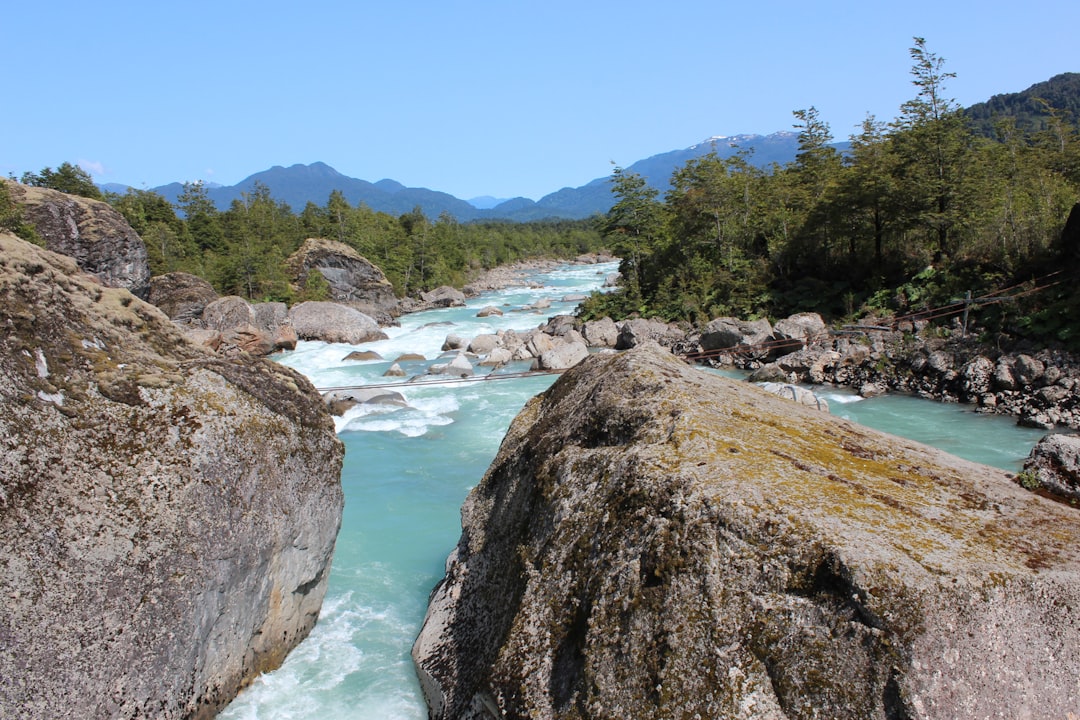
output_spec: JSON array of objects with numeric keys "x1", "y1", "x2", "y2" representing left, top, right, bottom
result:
[
  {"x1": 2, "y1": 163, "x2": 604, "y2": 301},
  {"x1": 580, "y1": 39, "x2": 1080, "y2": 347}
]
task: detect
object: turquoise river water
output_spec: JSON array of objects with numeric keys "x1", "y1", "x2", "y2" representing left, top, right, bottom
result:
[{"x1": 219, "y1": 261, "x2": 1047, "y2": 719}]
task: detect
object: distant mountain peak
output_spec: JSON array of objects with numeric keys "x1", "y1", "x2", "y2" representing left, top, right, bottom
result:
[
  {"x1": 374, "y1": 179, "x2": 406, "y2": 193},
  {"x1": 691, "y1": 130, "x2": 798, "y2": 151}
]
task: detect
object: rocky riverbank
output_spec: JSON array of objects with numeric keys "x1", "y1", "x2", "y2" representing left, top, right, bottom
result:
[{"x1": 686, "y1": 315, "x2": 1080, "y2": 432}]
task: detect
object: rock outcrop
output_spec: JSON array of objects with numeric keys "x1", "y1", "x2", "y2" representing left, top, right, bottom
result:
[
  {"x1": 4, "y1": 179, "x2": 150, "y2": 297},
  {"x1": 413, "y1": 343, "x2": 1080, "y2": 720},
  {"x1": 0, "y1": 233, "x2": 345, "y2": 719},
  {"x1": 285, "y1": 237, "x2": 399, "y2": 322}
]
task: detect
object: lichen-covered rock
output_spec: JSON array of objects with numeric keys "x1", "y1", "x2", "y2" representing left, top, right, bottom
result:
[
  {"x1": 0, "y1": 233, "x2": 344, "y2": 720},
  {"x1": 4, "y1": 179, "x2": 150, "y2": 297},
  {"x1": 414, "y1": 343, "x2": 1080, "y2": 720},
  {"x1": 147, "y1": 272, "x2": 219, "y2": 325},
  {"x1": 285, "y1": 237, "x2": 399, "y2": 322}
]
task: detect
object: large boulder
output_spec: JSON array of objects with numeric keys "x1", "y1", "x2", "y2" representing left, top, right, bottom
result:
[
  {"x1": 699, "y1": 316, "x2": 774, "y2": 354},
  {"x1": 194, "y1": 297, "x2": 295, "y2": 356},
  {"x1": 581, "y1": 317, "x2": 619, "y2": 348},
  {"x1": 534, "y1": 340, "x2": 589, "y2": 371},
  {"x1": 772, "y1": 312, "x2": 827, "y2": 353},
  {"x1": 0, "y1": 233, "x2": 344, "y2": 719},
  {"x1": 4, "y1": 179, "x2": 150, "y2": 298},
  {"x1": 288, "y1": 301, "x2": 388, "y2": 344},
  {"x1": 422, "y1": 285, "x2": 468, "y2": 308},
  {"x1": 285, "y1": 237, "x2": 399, "y2": 322},
  {"x1": 147, "y1": 272, "x2": 219, "y2": 325},
  {"x1": 468, "y1": 334, "x2": 501, "y2": 355},
  {"x1": 615, "y1": 318, "x2": 685, "y2": 350},
  {"x1": 1021, "y1": 433, "x2": 1080, "y2": 502},
  {"x1": 202, "y1": 295, "x2": 256, "y2": 331},
  {"x1": 413, "y1": 343, "x2": 1080, "y2": 720}
]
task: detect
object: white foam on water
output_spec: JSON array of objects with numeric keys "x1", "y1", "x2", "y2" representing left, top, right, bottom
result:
[
  {"x1": 818, "y1": 389, "x2": 864, "y2": 405},
  {"x1": 220, "y1": 586, "x2": 429, "y2": 720},
  {"x1": 338, "y1": 393, "x2": 460, "y2": 437}
]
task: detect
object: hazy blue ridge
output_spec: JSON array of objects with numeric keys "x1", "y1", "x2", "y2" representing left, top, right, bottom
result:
[{"x1": 103, "y1": 134, "x2": 805, "y2": 222}]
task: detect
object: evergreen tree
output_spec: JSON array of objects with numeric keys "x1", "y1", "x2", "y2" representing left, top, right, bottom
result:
[
  {"x1": 20, "y1": 162, "x2": 104, "y2": 200},
  {"x1": 890, "y1": 37, "x2": 972, "y2": 259}
]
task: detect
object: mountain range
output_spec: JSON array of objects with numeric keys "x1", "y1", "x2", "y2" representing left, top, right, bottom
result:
[
  {"x1": 107, "y1": 131, "x2": 805, "y2": 223},
  {"x1": 103, "y1": 72, "x2": 1078, "y2": 223}
]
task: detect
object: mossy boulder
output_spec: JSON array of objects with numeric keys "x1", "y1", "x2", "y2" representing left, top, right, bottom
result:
[
  {"x1": 3, "y1": 178, "x2": 150, "y2": 298},
  {"x1": 0, "y1": 233, "x2": 344, "y2": 719},
  {"x1": 414, "y1": 343, "x2": 1080, "y2": 720}
]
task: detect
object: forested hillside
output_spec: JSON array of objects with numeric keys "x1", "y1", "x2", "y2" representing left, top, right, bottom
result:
[
  {"x1": 966, "y1": 72, "x2": 1080, "y2": 138},
  {"x1": 581, "y1": 39, "x2": 1080, "y2": 348},
  {"x1": 2, "y1": 168, "x2": 604, "y2": 302}
]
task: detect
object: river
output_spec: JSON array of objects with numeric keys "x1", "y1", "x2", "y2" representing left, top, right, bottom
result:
[{"x1": 219, "y1": 261, "x2": 1046, "y2": 719}]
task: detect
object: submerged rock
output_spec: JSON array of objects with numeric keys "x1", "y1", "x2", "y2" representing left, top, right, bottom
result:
[
  {"x1": 0, "y1": 233, "x2": 345, "y2": 719},
  {"x1": 414, "y1": 343, "x2": 1080, "y2": 720},
  {"x1": 324, "y1": 387, "x2": 408, "y2": 415}
]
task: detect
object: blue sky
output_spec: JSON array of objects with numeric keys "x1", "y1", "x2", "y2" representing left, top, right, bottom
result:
[{"x1": 3, "y1": 1, "x2": 1077, "y2": 201}]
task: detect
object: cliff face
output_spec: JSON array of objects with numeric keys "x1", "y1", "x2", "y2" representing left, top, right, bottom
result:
[
  {"x1": 3, "y1": 179, "x2": 151, "y2": 298},
  {"x1": 0, "y1": 233, "x2": 344, "y2": 719},
  {"x1": 413, "y1": 343, "x2": 1080, "y2": 720}
]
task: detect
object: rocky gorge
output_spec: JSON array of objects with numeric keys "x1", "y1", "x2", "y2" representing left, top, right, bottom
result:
[{"x1": 413, "y1": 343, "x2": 1080, "y2": 719}]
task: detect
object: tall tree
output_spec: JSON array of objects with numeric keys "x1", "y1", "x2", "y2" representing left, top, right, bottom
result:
[
  {"x1": 840, "y1": 115, "x2": 899, "y2": 272},
  {"x1": 787, "y1": 107, "x2": 844, "y2": 270},
  {"x1": 890, "y1": 37, "x2": 972, "y2": 259},
  {"x1": 602, "y1": 167, "x2": 666, "y2": 307},
  {"x1": 177, "y1": 181, "x2": 224, "y2": 253}
]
